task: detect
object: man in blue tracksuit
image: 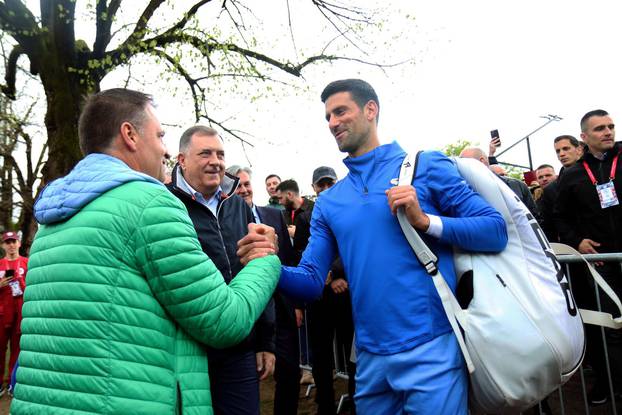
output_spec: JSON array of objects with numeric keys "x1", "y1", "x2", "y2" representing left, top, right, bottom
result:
[{"x1": 239, "y1": 79, "x2": 508, "y2": 414}]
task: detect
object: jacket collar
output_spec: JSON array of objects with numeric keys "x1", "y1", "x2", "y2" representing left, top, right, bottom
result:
[
  {"x1": 170, "y1": 163, "x2": 239, "y2": 199},
  {"x1": 581, "y1": 141, "x2": 622, "y2": 163},
  {"x1": 342, "y1": 141, "x2": 405, "y2": 176},
  {"x1": 34, "y1": 153, "x2": 162, "y2": 225}
]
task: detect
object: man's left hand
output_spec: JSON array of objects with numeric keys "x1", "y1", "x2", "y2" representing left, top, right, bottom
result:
[
  {"x1": 330, "y1": 278, "x2": 348, "y2": 294},
  {"x1": 385, "y1": 185, "x2": 430, "y2": 231},
  {"x1": 256, "y1": 351, "x2": 276, "y2": 381}
]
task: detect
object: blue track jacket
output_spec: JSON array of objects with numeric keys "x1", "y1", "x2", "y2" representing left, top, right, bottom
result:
[{"x1": 279, "y1": 142, "x2": 507, "y2": 355}]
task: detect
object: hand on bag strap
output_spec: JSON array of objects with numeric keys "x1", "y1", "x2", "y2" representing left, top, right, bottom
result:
[
  {"x1": 551, "y1": 242, "x2": 622, "y2": 330},
  {"x1": 396, "y1": 151, "x2": 474, "y2": 372}
]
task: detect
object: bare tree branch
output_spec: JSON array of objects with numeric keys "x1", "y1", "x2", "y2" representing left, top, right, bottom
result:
[
  {"x1": 0, "y1": 2, "x2": 40, "y2": 58},
  {"x1": 166, "y1": 0, "x2": 215, "y2": 34},
  {"x1": 93, "y1": 0, "x2": 122, "y2": 57},
  {"x1": 1, "y1": 45, "x2": 23, "y2": 99},
  {"x1": 127, "y1": 0, "x2": 167, "y2": 41},
  {"x1": 149, "y1": 48, "x2": 204, "y2": 122}
]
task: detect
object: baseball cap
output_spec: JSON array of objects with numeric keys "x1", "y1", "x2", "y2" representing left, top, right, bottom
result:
[
  {"x1": 2, "y1": 231, "x2": 18, "y2": 242},
  {"x1": 312, "y1": 166, "x2": 337, "y2": 185}
]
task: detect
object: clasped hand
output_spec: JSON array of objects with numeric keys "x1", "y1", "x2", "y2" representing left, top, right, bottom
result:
[{"x1": 237, "y1": 223, "x2": 279, "y2": 265}]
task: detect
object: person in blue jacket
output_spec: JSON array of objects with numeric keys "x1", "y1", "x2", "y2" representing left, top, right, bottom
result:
[{"x1": 240, "y1": 79, "x2": 508, "y2": 414}]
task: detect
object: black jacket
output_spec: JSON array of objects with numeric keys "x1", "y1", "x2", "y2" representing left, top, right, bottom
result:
[
  {"x1": 537, "y1": 166, "x2": 568, "y2": 242},
  {"x1": 292, "y1": 197, "x2": 315, "y2": 264},
  {"x1": 499, "y1": 175, "x2": 539, "y2": 219},
  {"x1": 256, "y1": 205, "x2": 300, "y2": 329},
  {"x1": 167, "y1": 164, "x2": 276, "y2": 353},
  {"x1": 554, "y1": 142, "x2": 622, "y2": 252}
]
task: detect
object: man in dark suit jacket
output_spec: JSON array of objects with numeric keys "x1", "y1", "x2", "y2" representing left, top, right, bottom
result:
[{"x1": 228, "y1": 165, "x2": 301, "y2": 415}]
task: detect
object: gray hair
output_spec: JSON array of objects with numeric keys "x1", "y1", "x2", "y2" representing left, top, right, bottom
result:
[
  {"x1": 226, "y1": 165, "x2": 252, "y2": 178},
  {"x1": 179, "y1": 125, "x2": 219, "y2": 153}
]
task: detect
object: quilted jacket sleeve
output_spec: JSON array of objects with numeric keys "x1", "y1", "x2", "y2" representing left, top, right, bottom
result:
[{"x1": 133, "y1": 189, "x2": 281, "y2": 349}]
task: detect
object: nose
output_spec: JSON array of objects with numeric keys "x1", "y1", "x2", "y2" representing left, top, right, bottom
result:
[
  {"x1": 328, "y1": 114, "x2": 339, "y2": 130},
  {"x1": 206, "y1": 154, "x2": 220, "y2": 166}
]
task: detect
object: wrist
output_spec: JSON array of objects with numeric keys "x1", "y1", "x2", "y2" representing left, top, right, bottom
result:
[{"x1": 413, "y1": 214, "x2": 430, "y2": 231}]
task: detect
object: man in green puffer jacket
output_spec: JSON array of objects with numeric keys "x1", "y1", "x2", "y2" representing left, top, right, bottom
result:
[{"x1": 10, "y1": 88, "x2": 281, "y2": 415}]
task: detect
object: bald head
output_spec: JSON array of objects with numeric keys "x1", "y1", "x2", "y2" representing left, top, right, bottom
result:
[{"x1": 460, "y1": 147, "x2": 489, "y2": 166}]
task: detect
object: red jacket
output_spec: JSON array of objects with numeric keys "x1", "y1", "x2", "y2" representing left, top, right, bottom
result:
[{"x1": 0, "y1": 256, "x2": 28, "y2": 329}]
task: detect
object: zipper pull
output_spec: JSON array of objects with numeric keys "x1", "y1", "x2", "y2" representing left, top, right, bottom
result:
[{"x1": 363, "y1": 186, "x2": 368, "y2": 194}]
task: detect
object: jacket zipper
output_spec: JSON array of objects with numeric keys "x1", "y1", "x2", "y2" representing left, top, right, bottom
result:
[
  {"x1": 215, "y1": 197, "x2": 234, "y2": 281},
  {"x1": 171, "y1": 178, "x2": 235, "y2": 281}
]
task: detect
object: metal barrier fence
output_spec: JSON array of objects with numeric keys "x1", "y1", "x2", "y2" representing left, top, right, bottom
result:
[
  {"x1": 535, "y1": 252, "x2": 622, "y2": 415},
  {"x1": 297, "y1": 252, "x2": 622, "y2": 415}
]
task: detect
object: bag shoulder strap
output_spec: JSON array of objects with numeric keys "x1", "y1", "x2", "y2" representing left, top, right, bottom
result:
[
  {"x1": 551, "y1": 242, "x2": 622, "y2": 329},
  {"x1": 397, "y1": 152, "x2": 439, "y2": 275},
  {"x1": 397, "y1": 152, "x2": 474, "y2": 373}
]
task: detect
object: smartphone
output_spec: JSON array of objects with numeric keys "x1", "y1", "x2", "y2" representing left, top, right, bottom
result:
[{"x1": 490, "y1": 129, "x2": 501, "y2": 147}]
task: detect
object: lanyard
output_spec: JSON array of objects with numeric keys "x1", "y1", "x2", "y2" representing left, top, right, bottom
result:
[{"x1": 583, "y1": 153, "x2": 619, "y2": 185}]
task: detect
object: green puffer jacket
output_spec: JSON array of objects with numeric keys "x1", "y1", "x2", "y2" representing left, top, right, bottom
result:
[{"x1": 10, "y1": 154, "x2": 281, "y2": 415}]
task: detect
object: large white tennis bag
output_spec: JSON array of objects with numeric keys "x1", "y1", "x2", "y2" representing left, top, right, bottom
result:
[
  {"x1": 452, "y1": 158, "x2": 584, "y2": 413},
  {"x1": 398, "y1": 154, "x2": 585, "y2": 414}
]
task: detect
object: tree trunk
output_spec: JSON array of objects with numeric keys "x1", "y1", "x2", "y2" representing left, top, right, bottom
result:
[
  {"x1": 18, "y1": 54, "x2": 94, "y2": 252},
  {"x1": 0, "y1": 160, "x2": 13, "y2": 230},
  {"x1": 39, "y1": 80, "x2": 85, "y2": 186}
]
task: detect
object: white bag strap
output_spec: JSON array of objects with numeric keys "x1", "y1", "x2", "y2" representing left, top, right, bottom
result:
[
  {"x1": 551, "y1": 243, "x2": 622, "y2": 329},
  {"x1": 397, "y1": 153, "x2": 475, "y2": 373}
]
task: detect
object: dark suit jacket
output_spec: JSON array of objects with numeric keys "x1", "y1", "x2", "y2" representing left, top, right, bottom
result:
[
  {"x1": 257, "y1": 205, "x2": 296, "y2": 267},
  {"x1": 257, "y1": 205, "x2": 299, "y2": 329}
]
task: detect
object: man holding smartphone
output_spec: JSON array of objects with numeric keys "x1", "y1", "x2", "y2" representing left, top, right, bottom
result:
[{"x1": 0, "y1": 231, "x2": 27, "y2": 396}]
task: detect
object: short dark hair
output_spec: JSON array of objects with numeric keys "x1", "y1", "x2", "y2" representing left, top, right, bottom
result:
[
  {"x1": 179, "y1": 125, "x2": 219, "y2": 153},
  {"x1": 320, "y1": 79, "x2": 380, "y2": 122},
  {"x1": 553, "y1": 135, "x2": 580, "y2": 147},
  {"x1": 265, "y1": 174, "x2": 281, "y2": 183},
  {"x1": 78, "y1": 88, "x2": 153, "y2": 155},
  {"x1": 580, "y1": 109, "x2": 609, "y2": 132},
  {"x1": 276, "y1": 179, "x2": 299, "y2": 194},
  {"x1": 536, "y1": 164, "x2": 554, "y2": 171}
]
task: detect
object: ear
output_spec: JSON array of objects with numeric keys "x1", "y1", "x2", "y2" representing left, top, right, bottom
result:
[
  {"x1": 119, "y1": 121, "x2": 138, "y2": 152},
  {"x1": 364, "y1": 100, "x2": 379, "y2": 122},
  {"x1": 579, "y1": 132, "x2": 587, "y2": 142},
  {"x1": 177, "y1": 152, "x2": 186, "y2": 170}
]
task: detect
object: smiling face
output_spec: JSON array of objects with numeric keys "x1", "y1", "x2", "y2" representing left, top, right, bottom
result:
[
  {"x1": 265, "y1": 176, "x2": 280, "y2": 197},
  {"x1": 581, "y1": 115, "x2": 615, "y2": 156},
  {"x1": 133, "y1": 105, "x2": 168, "y2": 181},
  {"x1": 178, "y1": 133, "x2": 225, "y2": 198},
  {"x1": 236, "y1": 170, "x2": 254, "y2": 207},
  {"x1": 2, "y1": 238, "x2": 20, "y2": 260},
  {"x1": 324, "y1": 91, "x2": 377, "y2": 157}
]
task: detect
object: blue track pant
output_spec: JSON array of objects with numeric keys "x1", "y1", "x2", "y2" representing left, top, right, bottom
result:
[{"x1": 354, "y1": 332, "x2": 467, "y2": 415}]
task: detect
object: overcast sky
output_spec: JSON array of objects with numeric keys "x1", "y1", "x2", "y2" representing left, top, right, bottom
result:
[{"x1": 35, "y1": 1, "x2": 622, "y2": 204}]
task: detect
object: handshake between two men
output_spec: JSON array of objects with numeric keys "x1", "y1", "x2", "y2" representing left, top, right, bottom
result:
[{"x1": 237, "y1": 223, "x2": 280, "y2": 265}]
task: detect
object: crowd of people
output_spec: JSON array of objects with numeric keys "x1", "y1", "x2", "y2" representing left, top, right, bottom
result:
[{"x1": 0, "y1": 78, "x2": 619, "y2": 415}]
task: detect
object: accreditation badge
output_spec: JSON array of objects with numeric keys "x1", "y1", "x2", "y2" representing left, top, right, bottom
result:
[{"x1": 596, "y1": 181, "x2": 619, "y2": 209}]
